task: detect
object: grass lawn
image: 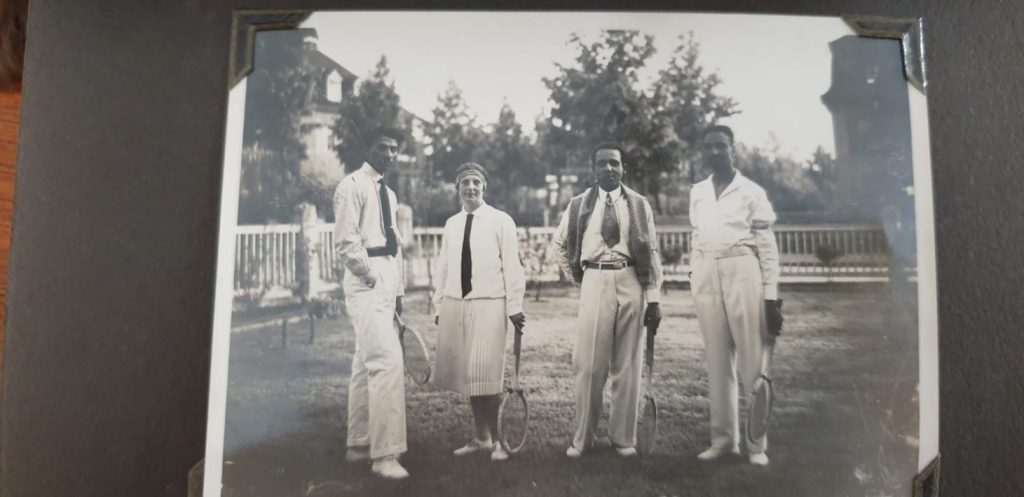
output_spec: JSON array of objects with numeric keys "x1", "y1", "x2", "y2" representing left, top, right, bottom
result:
[{"x1": 221, "y1": 284, "x2": 919, "y2": 497}]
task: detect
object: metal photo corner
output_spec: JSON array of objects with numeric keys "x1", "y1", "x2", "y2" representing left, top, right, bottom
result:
[
  {"x1": 913, "y1": 455, "x2": 940, "y2": 497},
  {"x1": 842, "y1": 15, "x2": 927, "y2": 93},
  {"x1": 229, "y1": 9, "x2": 313, "y2": 89}
]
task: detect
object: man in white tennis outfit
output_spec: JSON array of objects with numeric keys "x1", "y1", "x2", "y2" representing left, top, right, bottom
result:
[
  {"x1": 689, "y1": 125, "x2": 784, "y2": 466},
  {"x1": 333, "y1": 127, "x2": 409, "y2": 479}
]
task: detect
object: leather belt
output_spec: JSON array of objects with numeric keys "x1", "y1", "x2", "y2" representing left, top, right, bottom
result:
[
  {"x1": 583, "y1": 260, "x2": 635, "y2": 270},
  {"x1": 366, "y1": 246, "x2": 397, "y2": 258}
]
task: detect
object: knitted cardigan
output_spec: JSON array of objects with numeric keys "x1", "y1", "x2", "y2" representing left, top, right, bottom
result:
[{"x1": 562, "y1": 185, "x2": 654, "y2": 286}]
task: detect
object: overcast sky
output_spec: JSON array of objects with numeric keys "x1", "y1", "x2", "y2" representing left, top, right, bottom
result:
[{"x1": 303, "y1": 11, "x2": 856, "y2": 159}]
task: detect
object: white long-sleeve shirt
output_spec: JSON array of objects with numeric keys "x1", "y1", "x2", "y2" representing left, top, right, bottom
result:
[
  {"x1": 432, "y1": 202, "x2": 526, "y2": 317},
  {"x1": 689, "y1": 171, "x2": 780, "y2": 299},
  {"x1": 333, "y1": 163, "x2": 405, "y2": 296}
]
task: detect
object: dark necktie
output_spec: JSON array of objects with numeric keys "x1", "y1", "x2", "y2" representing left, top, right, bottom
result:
[
  {"x1": 379, "y1": 179, "x2": 398, "y2": 256},
  {"x1": 461, "y1": 213, "x2": 474, "y2": 297},
  {"x1": 601, "y1": 194, "x2": 620, "y2": 247}
]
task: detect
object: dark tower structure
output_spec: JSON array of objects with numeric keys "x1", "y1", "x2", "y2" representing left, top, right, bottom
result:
[
  {"x1": 821, "y1": 35, "x2": 915, "y2": 224},
  {"x1": 822, "y1": 35, "x2": 918, "y2": 290}
]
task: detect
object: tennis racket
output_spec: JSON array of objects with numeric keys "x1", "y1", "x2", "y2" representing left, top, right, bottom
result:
[
  {"x1": 637, "y1": 324, "x2": 658, "y2": 457},
  {"x1": 746, "y1": 338, "x2": 775, "y2": 445},
  {"x1": 497, "y1": 324, "x2": 529, "y2": 454},
  {"x1": 394, "y1": 314, "x2": 431, "y2": 385}
]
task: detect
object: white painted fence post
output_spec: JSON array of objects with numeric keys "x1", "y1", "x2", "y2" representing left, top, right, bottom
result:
[
  {"x1": 297, "y1": 203, "x2": 321, "y2": 300},
  {"x1": 397, "y1": 203, "x2": 414, "y2": 289}
]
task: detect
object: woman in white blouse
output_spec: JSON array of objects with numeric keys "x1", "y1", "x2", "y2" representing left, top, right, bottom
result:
[{"x1": 432, "y1": 162, "x2": 527, "y2": 462}]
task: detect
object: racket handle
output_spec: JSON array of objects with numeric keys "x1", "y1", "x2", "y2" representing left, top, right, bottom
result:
[
  {"x1": 645, "y1": 325, "x2": 656, "y2": 371},
  {"x1": 760, "y1": 341, "x2": 774, "y2": 376},
  {"x1": 513, "y1": 328, "x2": 522, "y2": 384}
]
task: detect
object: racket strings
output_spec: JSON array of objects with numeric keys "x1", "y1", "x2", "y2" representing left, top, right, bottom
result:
[
  {"x1": 747, "y1": 378, "x2": 773, "y2": 443},
  {"x1": 400, "y1": 326, "x2": 431, "y2": 384},
  {"x1": 637, "y1": 396, "x2": 658, "y2": 456},
  {"x1": 498, "y1": 393, "x2": 529, "y2": 453}
]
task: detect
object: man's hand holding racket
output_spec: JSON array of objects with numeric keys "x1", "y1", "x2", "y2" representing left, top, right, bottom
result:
[{"x1": 643, "y1": 303, "x2": 661, "y2": 334}]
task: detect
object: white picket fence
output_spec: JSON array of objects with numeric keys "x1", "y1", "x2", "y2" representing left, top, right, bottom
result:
[{"x1": 234, "y1": 223, "x2": 896, "y2": 296}]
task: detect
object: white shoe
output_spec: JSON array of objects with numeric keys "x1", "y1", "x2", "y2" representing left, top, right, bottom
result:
[
  {"x1": 491, "y1": 442, "x2": 510, "y2": 462},
  {"x1": 453, "y1": 439, "x2": 492, "y2": 457},
  {"x1": 565, "y1": 446, "x2": 584, "y2": 458},
  {"x1": 749, "y1": 453, "x2": 770, "y2": 466},
  {"x1": 344, "y1": 447, "x2": 370, "y2": 463},
  {"x1": 371, "y1": 456, "x2": 409, "y2": 480},
  {"x1": 614, "y1": 446, "x2": 637, "y2": 457},
  {"x1": 697, "y1": 446, "x2": 740, "y2": 461}
]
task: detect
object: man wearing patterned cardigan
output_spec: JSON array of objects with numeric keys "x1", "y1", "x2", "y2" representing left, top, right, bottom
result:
[{"x1": 553, "y1": 142, "x2": 664, "y2": 458}]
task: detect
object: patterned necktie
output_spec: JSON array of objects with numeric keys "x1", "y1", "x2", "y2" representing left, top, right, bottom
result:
[
  {"x1": 461, "y1": 214, "x2": 474, "y2": 297},
  {"x1": 601, "y1": 194, "x2": 620, "y2": 248},
  {"x1": 379, "y1": 179, "x2": 398, "y2": 256}
]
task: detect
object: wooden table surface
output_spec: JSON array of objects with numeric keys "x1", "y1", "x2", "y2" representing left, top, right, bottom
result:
[{"x1": 0, "y1": 89, "x2": 20, "y2": 362}]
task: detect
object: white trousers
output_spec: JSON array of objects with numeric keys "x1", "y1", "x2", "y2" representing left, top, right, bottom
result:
[
  {"x1": 571, "y1": 266, "x2": 645, "y2": 450},
  {"x1": 343, "y1": 256, "x2": 407, "y2": 459},
  {"x1": 692, "y1": 249, "x2": 768, "y2": 454}
]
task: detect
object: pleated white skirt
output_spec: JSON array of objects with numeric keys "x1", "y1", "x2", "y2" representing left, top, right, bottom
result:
[{"x1": 433, "y1": 297, "x2": 509, "y2": 396}]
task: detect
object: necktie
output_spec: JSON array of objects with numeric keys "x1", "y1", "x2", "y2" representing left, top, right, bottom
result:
[
  {"x1": 379, "y1": 179, "x2": 398, "y2": 256},
  {"x1": 461, "y1": 214, "x2": 474, "y2": 297},
  {"x1": 601, "y1": 194, "x2": 620, "y2": 248}
]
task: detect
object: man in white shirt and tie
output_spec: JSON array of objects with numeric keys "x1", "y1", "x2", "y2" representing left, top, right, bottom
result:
[
  {"x1": 333, "y1": 127, "x2": 409, "y2": 479},
  {"x1": 689, "y1": 125, "x2": 784, "y2": 466},
  {"x1": 553, "y1": 142, "x2": 663, "y2": 458}
]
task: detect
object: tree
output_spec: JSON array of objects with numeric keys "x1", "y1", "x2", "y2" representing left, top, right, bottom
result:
[
  {"x1": 477, "y1": 101, "x2": 546, "y2": 217},
  {"x1": 238, "y1": 30, "x2": 321, "y2": 224},
  {"x1": 656, "y1": 33, "x2": 740, "y2": 185},
  {"x1": 538, "y1": 31, "x2": 738, "y2": 213},
  {"x1": 540, "y1": 31, "x2": 658, "y2": 187},
  {"x1": 424, "y1": 81, "x2": 486, "y2": 183},
  {"x1": 242, "y1": 31, "x2": 319, "y2": 160},
  {"x1": 333, "y1": 56, "x2": 406, "y2": 173},
  {"x1": 734, "y1": 143, "x2": 827, "y2": 214},
  {"x1": 807, "y1": 146, "x2": 837, "y2": 210}
]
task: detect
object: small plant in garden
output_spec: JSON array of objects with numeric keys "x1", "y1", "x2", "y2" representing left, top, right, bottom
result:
[
  {"x1": 520, "y1": 229, "x2": 554, "y2": 302},
  {"x1": 659, "y1": 243, "x2": 686, "y2": 293},
  {"x1": 303, "y1": 295, "x2": 346, "y2": 344},
  {"x1": 660, "y1": 243, "x2": 685, "y2": 267},
  {"x1": 307, "y1": 296, "x2": 346, "y2": 320},
  {"x1": 235, "y1": 245, "x2": 271, "y2": 311},
  {"x1": 814, "y1": 244, "x2": 844, "y2": 283}
]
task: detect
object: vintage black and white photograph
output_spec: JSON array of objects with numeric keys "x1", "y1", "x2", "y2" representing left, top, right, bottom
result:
[{"x1": 203, "y1": 11, "x2": 938, "y2": 497}]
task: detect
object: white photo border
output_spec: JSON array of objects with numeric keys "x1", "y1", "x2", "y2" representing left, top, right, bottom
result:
[{"x1": 202, "y1": 11, "x2": 940, "y2": 496}]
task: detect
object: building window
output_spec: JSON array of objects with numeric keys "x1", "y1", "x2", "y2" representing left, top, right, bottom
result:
[
  {"x1": 312, "y1": 126, "x2": 333, "y2": 154},
  {"x1": 327, "y1": 70, "x2": 342, "y2": 103}
]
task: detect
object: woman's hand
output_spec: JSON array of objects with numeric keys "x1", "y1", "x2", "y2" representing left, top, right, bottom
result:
[{"x1": 509, "y1": 312, "x2": 526, "y2": 332}]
